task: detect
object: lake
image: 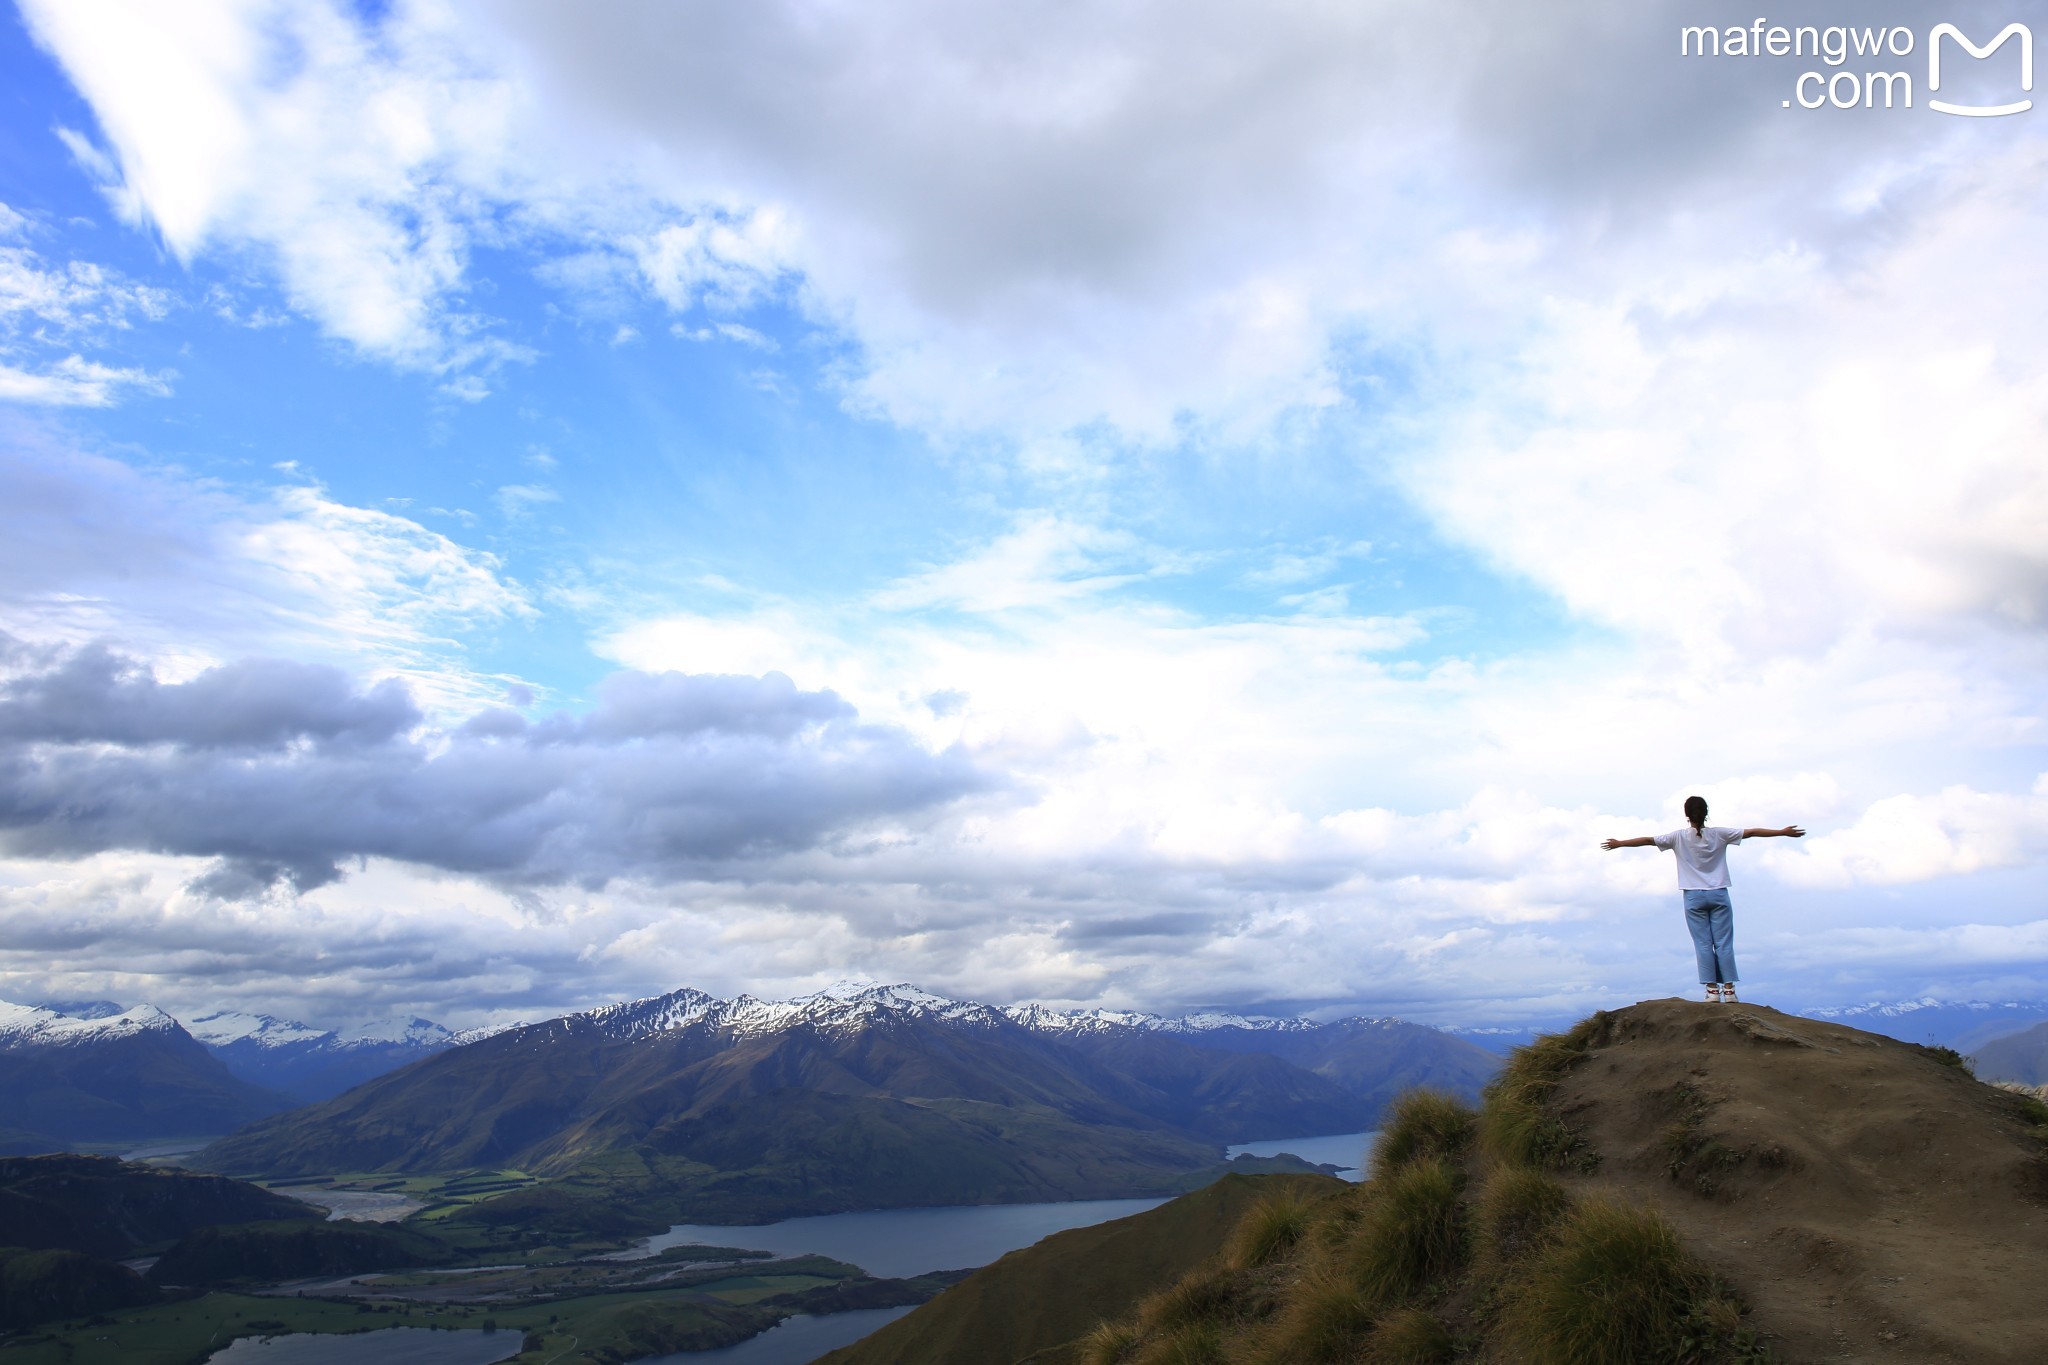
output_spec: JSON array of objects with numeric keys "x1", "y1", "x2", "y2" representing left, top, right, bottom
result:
[
  {"x1": 206, "y1": 1326, "x2": 519, "y2": 1364},
  {"x1": 641, "y1": 1306, "x2": 918, "y2": 1365},
  {"x1": 630, "y1": 1132, "x2": 1381, "y2": 1283},
  {"x1": 626, "y1": 1195, "x2": 1171, "y2": 1278},
  {"x1": 208, "y1": 1135, "x2": 1379, "y2": 1365},
  {"x1": 632, "y1": 1130, "x2": 1379, "y2": 1361},
  {"x1": 1226, "y1": 1128, "x2": 1377, "y2": 1180}
]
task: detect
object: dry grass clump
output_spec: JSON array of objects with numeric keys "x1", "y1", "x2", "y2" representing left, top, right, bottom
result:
[
  {"x1": 1372, "y1": 1089, "x2": 1477, "y2": 1171},
  {"x1": 1133, "y1": 1321, "x2": 1225, "y2": 1365},
  {"x1": 1073, "y1": 1012, "x2": 1778, "y2": 1365},
  {"x1": 1081, "y1": 1319, "x2": 1142, "y2": 1365},
  {"x1": 1473, "y1": 1164, "x2": 1570, "y2": 1268},
  {"x1": 1495, "y1": 1197, "x2": 1723, "y2": 1365},
  {"x1": 1254, "y1": 1266, "x2": 1377, "y2": 1365},
  {"x1": 1348, "y1": 1155, "x2": 1466, "y2": 1303},
  {"x1": 1137, "y1": 1264, "x2": 1241, "y2": 1335},
  {"x1": 1360, "y1": 1305, "x2": 1455, "y2": 1364},
  {"x1": 1229, "y1": 1192, "x2": 1312, "y2": 1269},
  {"x1": 1480, "y1": 1014, "x2": 1607, "y2": 1171}
]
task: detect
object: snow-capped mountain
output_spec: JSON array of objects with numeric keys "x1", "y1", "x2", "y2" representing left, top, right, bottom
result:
[
  {"x1": 567, "y1": 980, "x2": 1009, "y2": 1044},
  {"x1": 535, "y1": 980, "x2": 1493, "y2": 1064},
  {"x1": 201, "y1": 979, "x2": 1500, "y2": 1208},
  {"x1": 0, "y1": 999, "x2": 288, "y2": 1151},
  {"x1": 188, "y1": 1010, "x2": 455, "y2": 1103},
  {"x1": 185, "y1": 1011, "x2": 333, "y2": 1050},
  {"x1": 0, "y1": 1001, "x2": 183, "y2": 1048},
  {"x1": 1796, "y1": 999, "x2": 2048, "y2": 1050}
]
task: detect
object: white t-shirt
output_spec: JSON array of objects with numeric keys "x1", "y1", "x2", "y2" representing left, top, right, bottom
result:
[{"x1": 1653, "y1": 826, "x2": 1745, "y2": 891}]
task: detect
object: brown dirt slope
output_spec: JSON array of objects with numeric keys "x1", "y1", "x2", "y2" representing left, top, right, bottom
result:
[
  {"x1": 1552, "y1": 999, "x2": 2048, "y2": 1363},
  {"x1": 815, "y1": 1171, "x2": 1347, "y2": 1365}
]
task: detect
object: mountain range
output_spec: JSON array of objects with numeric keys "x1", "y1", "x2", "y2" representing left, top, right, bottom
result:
[
  {"x1": 183, "y1": 1009, "x2": 454, "y2": 1102},
  {"x1": 0, "y1": 1002, "x2": 287, "y2": 1153},
  {"x1": 1971, "y1": 1019, "x2": 2048, "y2": 1085},
  {"x1": 1793, "y1": 997, "x2": 2048, "y2": 1050},
  {"x1": 194, "y1": 982, "x2": 1502, "y2": 1222}
]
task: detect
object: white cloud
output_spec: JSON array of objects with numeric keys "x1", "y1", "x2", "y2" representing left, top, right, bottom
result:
[
  {"x1": 0, "y1": 355, "x2": 171, "y2": 406},
  {"x1": 871, "y1": 515, "x2": 1184, "y2": 613},
  {"x1": 632, "y1": 209, "x2": 797, "y2": 313},
  {"x1": 0, "y1": 435, "x2": 533, "y2": 713},
  {"x1": 22, "y1": 0, "x2": 530, "y2": 375},
  {"x1": 1781, "y1": 778, "x2": 2048, "y2": 889},
  {"x1": 494, "y1": 483, "x2": 559, "y2": 518},
  {"x1": 0, "y1": 226, "x2": 176, "y2": 404},
  {"x1": 1404, "y1": 152, "x2": 2048, "y2": 664}
]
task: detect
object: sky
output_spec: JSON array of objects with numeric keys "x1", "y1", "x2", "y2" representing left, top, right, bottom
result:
[{"x1": 0, "y1": 0, "x2": 2044, "y2": 1031}]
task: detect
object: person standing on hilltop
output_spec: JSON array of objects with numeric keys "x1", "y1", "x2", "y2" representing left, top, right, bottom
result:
[{"x1": 1602, "y1": 796, "x2": 1803, "y2": 1003}]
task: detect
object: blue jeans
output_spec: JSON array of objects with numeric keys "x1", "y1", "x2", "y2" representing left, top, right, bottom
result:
[{"x1": 1682, "y1": 889, "x2": 1738, "y2": 984}]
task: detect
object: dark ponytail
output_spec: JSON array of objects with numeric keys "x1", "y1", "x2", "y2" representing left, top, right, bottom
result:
[{"x1": 1684, "y1": 795, "x2": 1708, "y2": 836}]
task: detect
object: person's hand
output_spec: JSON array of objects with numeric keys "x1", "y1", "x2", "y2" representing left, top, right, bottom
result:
[
  {"x1": 1601, "y1": 838, "x2": 1622, "y2": 850},
  {"x1": 1783, "y1": 825, "x2": 1805, "y2": 838}
]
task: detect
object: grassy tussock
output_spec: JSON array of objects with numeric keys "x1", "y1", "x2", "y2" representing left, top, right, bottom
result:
[
  {"x1": 1361, "y1": 1305, "x2": 1455, "y2": 1363},
  {"x1": 1372, "y1": 1090, "x2": 1477, "y2": 1171},
  {"x1": 1347, "y1": 1156, "x2": 1466, "y2": 1303},
  {"x1": 1136, "y1": 1264, "x2": 1240, "y2": 1335},
  {"x1": 1081, "y1": 1319, "x2": 1141, "y2": 1365},
  {"x1": 1473, "y1": 1164, "x2": 1570, "y2": 1268},
  {"x1": 1254, "y1": 1265, "x2": 1376, "y2": 1365},
  {"x1": 1495, "y1": 1198, "x2": 1721, "y2": 1365},
  {"x1": 1133, "y1": 1321, "x2": 1225, "y2": 1365},
  {"x1": 1479, "y1": 1014, "x2": 1607, "y2": 1171},
  {"x1": 1069, "y1": 1012, "x2": 1777, "y2": 1365},
  {"x1": 1229, "y1": 1193, "x2": 1312, "y2": 1269},
  {"x1": 1921, "y1": 1044, "x2": 1974, "y2": 1074}
]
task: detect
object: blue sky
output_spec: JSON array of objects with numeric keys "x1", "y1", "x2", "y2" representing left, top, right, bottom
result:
[{"x1": 1, "y1": 0, "x2": 2044, "y2": 1030}]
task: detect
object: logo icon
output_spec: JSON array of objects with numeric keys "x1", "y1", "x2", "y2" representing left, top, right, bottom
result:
[{"x1": 1928, "y1": 22, "x2": 2033, "y2": 116}]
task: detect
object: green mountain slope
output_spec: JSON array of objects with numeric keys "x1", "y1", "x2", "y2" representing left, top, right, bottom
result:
[
  {"x1": 0, "y1": 1247, "x2": 156, "y2": 1330},
  {"x1": 0, "y1": 1010, "x2": 292, "y2": 1151},
  {"x1": 195, "y1": 993, "x2": 1383, "y2": 1222},
  {"x1": 0, "y1": 1154, "x2": 317, "y2": 1258}
]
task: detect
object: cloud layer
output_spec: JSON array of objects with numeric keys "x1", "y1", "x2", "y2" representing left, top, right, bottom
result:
[{"x1": 0, "y1": 641, "x2": 987, "y2": 895}]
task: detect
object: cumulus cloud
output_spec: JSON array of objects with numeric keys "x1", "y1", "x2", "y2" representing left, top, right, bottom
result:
[{"x1": 0, "y1": 644, "x2": 989, "y2": 896}]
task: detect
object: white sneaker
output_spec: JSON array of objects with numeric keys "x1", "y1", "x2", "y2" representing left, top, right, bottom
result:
[
  {"x1": 1721, "y1": 984, "x2": 1739, "y2": 1003},
  {"x1": 1704, "y1": 985, "x2": 1723, "y2": 1003}
]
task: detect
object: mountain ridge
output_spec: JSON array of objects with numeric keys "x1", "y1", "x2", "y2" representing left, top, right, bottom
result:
[
  {"x1": 0, "y1": 1001, "x2": 290, "y2": 1152},
  {"x1": 194, "y1": 981, "x2": 1499, "y2": 1223}
]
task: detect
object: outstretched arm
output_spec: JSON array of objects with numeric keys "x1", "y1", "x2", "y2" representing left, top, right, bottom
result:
[
  {"x1": 1742, "y1": 825, "x2": 1805, "y2": 838},
  {"x1": 1601, "y1": 836, "x2": 1656, "y2": 850}
]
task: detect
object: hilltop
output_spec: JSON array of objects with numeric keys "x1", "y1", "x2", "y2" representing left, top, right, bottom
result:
[{"x1": 832, "y1": 1000, "x2": 2048, "y2": 1363}]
